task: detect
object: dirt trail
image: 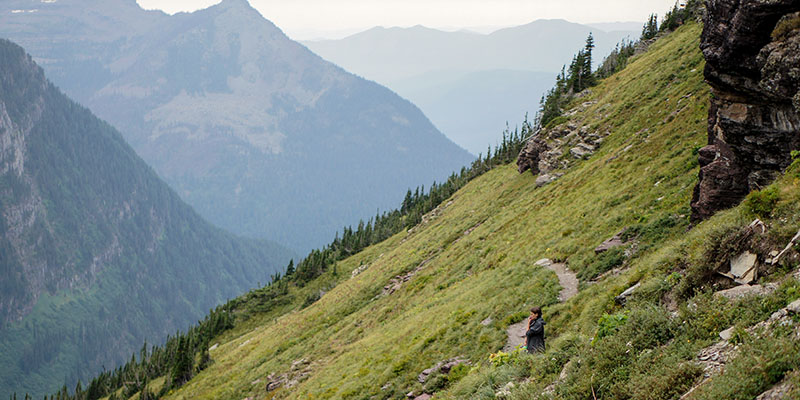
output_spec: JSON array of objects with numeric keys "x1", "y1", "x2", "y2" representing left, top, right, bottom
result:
[{"x1": 503, "y1": 259, "x2": 578, "y2": 352}]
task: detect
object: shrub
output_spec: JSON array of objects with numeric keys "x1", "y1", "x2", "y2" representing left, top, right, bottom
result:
[
  {"x1": 743, "y1": 186, "x2": 780, "y2": 219},
  {"x1": 691, "y1": 327, "x2": 800, "y2": 399},
  {"x1": 628, "y1": 361, "x2": 702, "y2": 400},
  {"x1": 616, "y1": 305, "x2": 675, "y2": 351},
  {"x1": 593, "y1": 312, "x2": 629, "y2": 343},
  {"x1": 676, "y1": 225, "x2": 753, "y2": 298},
  {"x1": 772, "y1": 13, "x2": 800, "y2": 40}
]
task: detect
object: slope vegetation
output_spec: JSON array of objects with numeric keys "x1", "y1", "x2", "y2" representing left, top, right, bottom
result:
[
  {"x1": 0, "y1": 40, "x2": 293, "y2": 398},
  {"x1": 161, "y1": 22, "x2": 710, "y2": 399},
  {"x1": 88, "y1": 21, "x2": 800, "y2": 400}
]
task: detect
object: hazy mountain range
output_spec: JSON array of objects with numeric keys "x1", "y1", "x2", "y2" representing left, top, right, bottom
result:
[
  {"x1": 0, "y1": 38, "x2": 294, "y2": 397},
  {"x1": 304, "y1": 21, "x2": 639, "y2": 154},
  {"x1": 0, "y1": 0, "x2": 473, "y2": 252}
]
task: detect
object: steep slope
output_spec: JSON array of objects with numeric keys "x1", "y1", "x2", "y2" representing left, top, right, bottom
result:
[
  {"x1": 303, "y1": 21, "x2": 638, "y2": 154},
  {"x1": 0, "y1": 39, "x2": 294, "y2": 398},
  {"x1": 128, "y1": 22, "x2": 711, "y2": 399},
  {"x1": 0, "y1": 0, "x2": 473, "y2": 252},
  {"x1": 64, "y1": 15, "x2": 800, "y2": 400}
]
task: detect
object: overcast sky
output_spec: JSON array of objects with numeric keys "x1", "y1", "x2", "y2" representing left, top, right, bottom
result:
[{"x1": 136, "y1": 0, "x2": 679, "y2": 39}]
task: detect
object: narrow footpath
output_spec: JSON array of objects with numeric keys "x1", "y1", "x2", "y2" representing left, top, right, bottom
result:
[{"x1": 504, "y1": 259, "x2": 578, "y2": 351}]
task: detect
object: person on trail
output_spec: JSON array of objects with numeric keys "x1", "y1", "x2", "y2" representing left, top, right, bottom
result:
[{"x1": 525, "y1": 306, "x2": 545, "y2": 353}]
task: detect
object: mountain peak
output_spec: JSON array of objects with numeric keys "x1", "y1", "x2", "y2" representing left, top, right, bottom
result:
[{"x1": 215, "y1": 0, "x2": 255, "y2": 12}]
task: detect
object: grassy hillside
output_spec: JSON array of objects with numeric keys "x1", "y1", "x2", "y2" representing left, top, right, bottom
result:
[
  {"x1": 95, "y1": 21, "x2": 800, "y2": 400},
  {"x1": 157, "y1": 22, "x2": 706, "y2": 398}
]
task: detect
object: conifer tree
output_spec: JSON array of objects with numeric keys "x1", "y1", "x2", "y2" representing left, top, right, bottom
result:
[
  {"x1": 641, "y1": 14, "x2": 658, "y2": 40},
  {"x1": 582, "y1": 33, "x2": 596, "y2": 87}
]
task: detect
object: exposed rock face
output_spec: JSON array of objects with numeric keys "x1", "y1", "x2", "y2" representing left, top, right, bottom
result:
[
  {"x1": 517, "y1": 101, "x2": 608, "y2": 185},
  {"x1": 517, "y1": 136, "x2": 548, "y2": 175},
  {"x1": 691, "y1": 1, "x2": 800, "y2": 222}
]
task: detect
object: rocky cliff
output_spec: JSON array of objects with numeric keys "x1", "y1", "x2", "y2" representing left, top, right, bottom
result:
[{"x1": 691, "y1": 0, "x2": 800, "y2": 221}]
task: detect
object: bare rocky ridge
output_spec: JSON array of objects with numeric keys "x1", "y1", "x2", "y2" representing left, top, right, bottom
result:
[{"x1": 690, "y1": 0, "x2": 800, "y2": 222}]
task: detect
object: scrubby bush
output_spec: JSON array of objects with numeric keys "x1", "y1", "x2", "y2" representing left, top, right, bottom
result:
[
  {"x1": 594, "y1": 312, "x2": 629, "y2": 343},
  {"x1": 772, "y1": 13, "x2": 800, "y2": 40},
  {"x1": 743, "y1": 186, "x2": 780, "y2": 219},
  {"x1": 691, "y1": 326, "x2": 800, "y2": 399}
]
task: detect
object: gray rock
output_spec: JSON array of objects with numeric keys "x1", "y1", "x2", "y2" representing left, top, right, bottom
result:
[
  {"x1": 786, "y1": 299, "x2": 800, "y2": 314},
  {"x1": 719, "y1": 326, "x2": 735, "y2": 341},
  {"x1": 615, "y1": 282, "x2": 641, "y2": 305},
  {"x1": 728, "y1": 251, "x2": 758, "y2": 284},
  {"x1": 755, "y1": 379, "x2": 795, "y2": 400},
  {"x1": 714, "y1": 284, "x2": 777, "y2": 300},
  {"x1": 535, "y1": 258, "x2": 553, "y2": 267},
  {"x1": 535, "y1": 173, "x2": 557, "y2": 187},
  {"x1": 570, "y1": 146, "x2": 592, "y2": 159}
]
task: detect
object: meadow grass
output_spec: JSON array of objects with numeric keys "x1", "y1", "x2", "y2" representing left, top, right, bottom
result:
[{"x1": 111, "y1": 22, "x2": 800, "y2": 400}]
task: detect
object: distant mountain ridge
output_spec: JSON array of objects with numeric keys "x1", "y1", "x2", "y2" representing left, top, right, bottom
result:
[
  {"x1": 303, "y1": 20, "x2": 638, "y2": 154},
  {"x1": 0, "y1": 38, "x2": 294, "y2": 398},
  {"x1": 0, "y1": 0, "x2": 473, "y2": 252}
]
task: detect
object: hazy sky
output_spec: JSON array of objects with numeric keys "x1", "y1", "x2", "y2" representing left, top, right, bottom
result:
[{"x1": 136, "y1": 0, "x2": 679, "y2": 39}]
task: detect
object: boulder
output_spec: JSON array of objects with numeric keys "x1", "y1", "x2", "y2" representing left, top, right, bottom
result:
[
  {"x1": 535, "y1": 173, "x2": 558, "y2": 187},
  {"x1": 719, "y1": 326, "x2": 735, "y2": 341},
  {"x1": 535, "y1": 258, "x2": 553, "y2": 267},
  {"x1": 725, "y1": 251, "x2": 758, "y2": 284},
  {"x1": 787, "y1": 298, "x2": 800, "y2": 314},
  {"x1": 417, "y1": 357, "x2": 470, "y2": 383},
  {"x1": 517, "y1": 137, "x2": 548, "y2": 175},
  {"x1": 569, "y1": 146, "x2": 592, "y2": 159},
  {"x1": 714, "y1": 283, "x2": 777, "y2": 300}
]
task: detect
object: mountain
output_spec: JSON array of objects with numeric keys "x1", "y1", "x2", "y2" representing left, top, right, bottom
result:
[
  {"x1": 0, "y1": 0, "x2": 474, "y2": 252},
  {"x1": 0, "y1": 39, "x2": 295, "y2": 398},
  {"x1": 53, "y1": 7, "x2": 800, "y2": 397},
  {"x1": 303, "y1": 20, "x2": 638, "y2": 154}
]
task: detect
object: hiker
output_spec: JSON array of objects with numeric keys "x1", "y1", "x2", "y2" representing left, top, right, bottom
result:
[{"x1": 525, "y1": 306, "x2": 545, "y2": 353}]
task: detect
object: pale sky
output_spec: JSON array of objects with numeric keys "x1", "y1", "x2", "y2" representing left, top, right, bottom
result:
[{"x1": 136, "y1": 0, "x2": 679, "y2": 39}]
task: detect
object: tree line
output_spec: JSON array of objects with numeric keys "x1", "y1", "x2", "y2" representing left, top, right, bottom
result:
[
  {"x1": 537, "y1": 0, "x2": 702, "y2": 129},
  {"x1": 26, "y1": 118, "x2": 532, "y2": 400}
]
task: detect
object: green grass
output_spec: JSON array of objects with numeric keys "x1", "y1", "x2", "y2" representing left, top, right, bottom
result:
[
  {"x1": 145, "y1": 22, "x2": 711, "y2": 400},
  {"x1": 102, "y1": 21, "x2": 800, "y2": 400}
]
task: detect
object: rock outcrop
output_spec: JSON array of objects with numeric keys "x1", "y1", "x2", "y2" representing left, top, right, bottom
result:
[
  {"x1": 516, "y1": 136, "x2": 548, "y2": 176},
  {"x1": 517, "y1": 100, "x2": 608, "y2": 186},
  {"x1": 691, "y1": 1, "x2": 800, "y2": 222}
]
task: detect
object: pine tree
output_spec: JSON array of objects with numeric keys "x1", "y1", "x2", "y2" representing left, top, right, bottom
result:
[
  {"x1": 169, "y1": 335, "x2": 193, "y2": 387},
  {"x1": 285, "y1": 259, "x2": 295, "y2": 276},
  {"x1": 641, "y1": 14, "x2": 658, "y2": 40},
  {"x1": 582, "y1": 33, "x2": 596, "y2": 87}
]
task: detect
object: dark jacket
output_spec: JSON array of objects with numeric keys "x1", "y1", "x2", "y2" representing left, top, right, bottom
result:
[{"x1": 525, "y1": 316, "x2": 545, "y2": 353}]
